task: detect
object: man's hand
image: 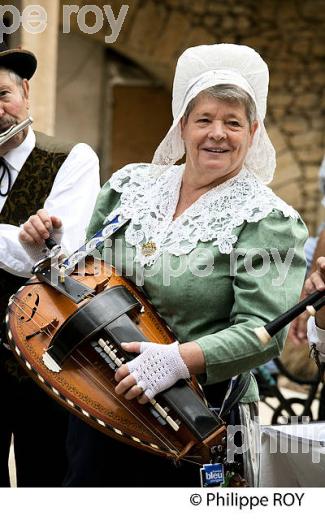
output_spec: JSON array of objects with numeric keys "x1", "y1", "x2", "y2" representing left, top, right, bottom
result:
[
  {"x1": 304, "y1": 257, "x2": 325, "y2": 329},
  {"x1": 287, "y1": 289, "x2": 309, "y2": 346},
  {"x1": 304, "y1": 257, "x2": 325, "y2": 369},
  {"x1": 19, "y1": 209, "x2": 62, "y2": 246},
  {"x1": 305, "y1": 257, "x2": 325, "y2": 294},
  {"x1": 289, "y1": 258, "x2": 325, "y2": 344}
]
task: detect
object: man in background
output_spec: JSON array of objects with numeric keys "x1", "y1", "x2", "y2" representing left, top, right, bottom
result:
[{"x1": 0, "y1": 42, "x2": 100, "y2": 486}]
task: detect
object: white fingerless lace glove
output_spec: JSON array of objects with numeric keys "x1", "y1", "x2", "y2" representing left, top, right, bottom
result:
[
  {"x1": 126, "y1": 341, "x2": 190, "y2": 400},
  {"x1": 307, "y1": 316, "x2": 325, "y2": 363}
]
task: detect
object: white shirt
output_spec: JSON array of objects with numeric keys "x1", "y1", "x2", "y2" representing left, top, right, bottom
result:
[{"x1": 0, "y1": 127, "x2": 100, "y2": 277}]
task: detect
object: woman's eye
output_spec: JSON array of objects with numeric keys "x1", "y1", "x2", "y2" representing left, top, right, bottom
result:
[
  {"x1": 228, "y1": 120, "x2": 241, "y2": 127},
  {"x1": 197, "y1": 118, "x2": 210, "y2": 123}
]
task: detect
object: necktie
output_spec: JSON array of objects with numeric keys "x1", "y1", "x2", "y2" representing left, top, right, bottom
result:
[{"x1": 0, "y1": 157, "x2": 11, "y2": 197}]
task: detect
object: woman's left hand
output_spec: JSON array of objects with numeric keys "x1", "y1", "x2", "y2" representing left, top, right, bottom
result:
[{"x1": 115, "y1": 341, "x2": 190, "y2": 404}]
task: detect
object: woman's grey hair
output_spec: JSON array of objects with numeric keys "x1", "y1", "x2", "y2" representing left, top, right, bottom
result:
[
  {"x1": 0, "y1": 67, "x2": 24, "y2": 93},
  {"x1": 183, "y1": 84, "x2": 257, "y2": 126}
]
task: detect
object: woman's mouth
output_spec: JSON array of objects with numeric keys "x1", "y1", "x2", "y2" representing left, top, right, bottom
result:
[{"x1": 202, "y1": 147, "x2": 229, "y2": 153}]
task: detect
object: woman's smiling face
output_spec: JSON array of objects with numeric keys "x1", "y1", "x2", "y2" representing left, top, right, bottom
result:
[{"x1": 181, "y1": 94, "x2": 258, "y2": 188}]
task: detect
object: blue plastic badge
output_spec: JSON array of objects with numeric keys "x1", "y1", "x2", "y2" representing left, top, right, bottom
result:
[{"x1": 200, "y1": 463, "x2": 225, "y2": 487}]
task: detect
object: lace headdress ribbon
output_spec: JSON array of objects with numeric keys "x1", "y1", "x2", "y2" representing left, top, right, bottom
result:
[{"x1": 152, "y1": 43, "x2": 276, "y2": 184}]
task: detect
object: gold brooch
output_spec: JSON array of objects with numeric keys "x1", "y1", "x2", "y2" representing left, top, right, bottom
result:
[{"x1": 141, "y1": 241, "x2": 157, "y2": 256}]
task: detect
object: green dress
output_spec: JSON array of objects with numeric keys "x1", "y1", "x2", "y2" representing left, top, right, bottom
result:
[{"x1": 87, "y1": 163, "x2": 308, "y2": 403}]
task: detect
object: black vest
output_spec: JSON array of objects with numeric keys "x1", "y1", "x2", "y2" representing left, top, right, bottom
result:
[{"x1": 0, "y1": 132, "x2": 74, "y2": 325}]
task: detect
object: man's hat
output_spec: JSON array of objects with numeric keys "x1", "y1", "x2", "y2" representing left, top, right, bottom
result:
[{"x1": 0, "y1": 42, "x2": 37, "y2": 80}]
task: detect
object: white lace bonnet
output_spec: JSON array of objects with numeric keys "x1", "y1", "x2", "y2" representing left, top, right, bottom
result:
[{"x1": 152, "y1": 43, "x2": 276, "y2": 184}]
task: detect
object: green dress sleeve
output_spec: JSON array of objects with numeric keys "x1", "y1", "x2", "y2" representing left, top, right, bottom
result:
[{"x1": 196, "y1": 210, "x2": 308, "y2": 386}]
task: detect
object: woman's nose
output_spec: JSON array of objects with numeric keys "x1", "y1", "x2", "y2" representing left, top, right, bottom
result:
[{"x1": 208, "y1": 121, "x2": 226, "y2": 140}]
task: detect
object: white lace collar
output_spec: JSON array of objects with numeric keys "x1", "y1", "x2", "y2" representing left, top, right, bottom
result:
[{"x1": 106, "y1": 163, "x2": 298, "y2": 266}]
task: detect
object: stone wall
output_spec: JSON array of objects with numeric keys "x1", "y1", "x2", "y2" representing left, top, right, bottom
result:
[
  {"x1": 61, "y1": 0, "x2": 325, "y2": 232},
  {"x1": 55, "y1": 31, "x2": 105, "y2": 150}
]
